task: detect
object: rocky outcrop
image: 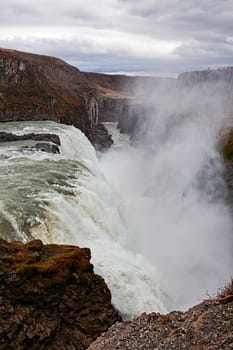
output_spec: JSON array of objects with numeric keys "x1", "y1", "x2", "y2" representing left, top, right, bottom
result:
[
  {"x1": 27, "y1": 142, "x2": 60, "y2": 154},
  {"x1": 0, "y1": 239, "x2": 121, "y2": 349},
  {"x1": 0, "y1": 132, "x2": 61, "y2": 153},
  {"x1": 89, "y1": 281, "x2": 233, "y2": 349},
  {"x1": 90, "y1": 123, "x2": 113, "y2": 151},
  {"x1": 0, "y1": 132, "x2": 60, "y2": 145}
]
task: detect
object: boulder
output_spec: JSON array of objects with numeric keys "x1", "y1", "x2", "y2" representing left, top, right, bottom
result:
[{"x1": 0, "y1": 132, "x2": 61, "y2": 145}]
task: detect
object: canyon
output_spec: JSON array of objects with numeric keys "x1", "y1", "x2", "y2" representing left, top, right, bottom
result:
[
  {"x1": 0, "y1": 48, "x2": 175, "y2": 147},
  {"x1": 0, "y1": 47, "x2": 232, "y2": 349}
]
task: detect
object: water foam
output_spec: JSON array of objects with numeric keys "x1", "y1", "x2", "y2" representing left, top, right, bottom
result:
[{"x1": 0, "y1": 121, "x2": 167, "y2": 319}]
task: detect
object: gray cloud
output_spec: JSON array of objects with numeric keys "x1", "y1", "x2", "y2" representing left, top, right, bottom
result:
[{"x1": 0, "y1": 0, "x2": 233, "y2": 75}]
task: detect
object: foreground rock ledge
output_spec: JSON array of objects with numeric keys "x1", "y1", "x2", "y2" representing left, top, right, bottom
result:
[
  {"x1": 0, "y1": 239, "x2": 121, "y2": 349},
  {"x1": 89, "y1": 281, "x2": 233, "y2": 350}
]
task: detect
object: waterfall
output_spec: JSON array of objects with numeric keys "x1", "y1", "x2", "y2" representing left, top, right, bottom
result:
[
  {"x1": 1, "y1": 110, "x2": 232, "y2": 316},
  {"x1": 101, "y1": 105, "x2": 233, "y2": 311},
  {"x1": 0, "y1": 120, "x2": 166, "y2": 319}
]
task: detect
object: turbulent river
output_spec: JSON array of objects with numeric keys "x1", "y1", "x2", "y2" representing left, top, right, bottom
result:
[{"x1": 0, "y1": 118, "x2": 232, "y2": 319}]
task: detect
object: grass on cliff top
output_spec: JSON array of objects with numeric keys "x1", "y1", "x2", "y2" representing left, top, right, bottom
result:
[{"x1": 217, "y1": 279, "x2": 233, "y2": 304}]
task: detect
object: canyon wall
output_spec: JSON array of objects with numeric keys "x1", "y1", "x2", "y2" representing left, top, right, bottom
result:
[
  {"x1": 0, "y1": 48, "x2": 112, "y2": 149},
  {"x1": 179, "y1": 67, "x2": 233, "y2": 85},
  {"x1": 0, "y1": 48, "x2": 176, "y2": 146},
  {"x1": 1, "y1": 48, "x2": 233, "y2": 147}
]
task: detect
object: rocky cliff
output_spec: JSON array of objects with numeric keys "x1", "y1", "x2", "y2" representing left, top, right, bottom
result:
[
  {"x1": 87, "y1": 72, "x2": 176, "y2": 138},
  {"x1": 0, "y1": 48, "x2": 113, "y2": 149},
  {"x1": 0, "y1": 48, "x2": 176, "y2": 145},
  {"x1": 2, "y1": 48, "x2": 233, "y2": 147},
  {"x1": 0, "y1": 239, "x2": 121, "y2": 349}
]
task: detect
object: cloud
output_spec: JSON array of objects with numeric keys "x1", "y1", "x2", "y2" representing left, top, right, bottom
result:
[{"x1": 0, "y1": 0, "x2": 233, "y2": 75}]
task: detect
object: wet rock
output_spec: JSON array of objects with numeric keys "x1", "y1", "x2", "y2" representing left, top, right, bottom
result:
[
  {"x1": 33, "y1": 142, "x2": 60, "y2": 153},
  {"x1": 0, "y1": 132, "x2": 61, "y2": 145},
  {"x1": 90, "y1": 123, "x2": 113, "y2": 151},
  {"x1": 23, "y1": 143, "x2": 60, "y2": 154},
  {"x1": 0, "y1": 239, "x2": 121, "y2": 349}
]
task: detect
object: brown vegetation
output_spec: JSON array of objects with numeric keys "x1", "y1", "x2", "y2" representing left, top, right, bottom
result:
[{"x1": 0, "y1": 239, "x2": 121, "y2": 349}]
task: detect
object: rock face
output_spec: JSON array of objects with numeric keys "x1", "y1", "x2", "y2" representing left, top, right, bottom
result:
[
  {"x1": 0, "y1": 47, "x2": 177, "y2": 147},
  {"x1": 0, "y1": 48, "x2": 113, "y2": 149},
  {"x1": 89, "y1": 73, "x2": 176, "y2": 138},
  {"x1": 89, "y1": 281, "x2": 233, "y2": 349},
  {"x1": 0, "y1": 239, "x2": 121, "y2": 349}
]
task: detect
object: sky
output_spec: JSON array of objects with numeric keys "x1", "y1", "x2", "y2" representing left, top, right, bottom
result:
[{"x1": 0, "y1": 0, "x2": 233, "y2": 77}]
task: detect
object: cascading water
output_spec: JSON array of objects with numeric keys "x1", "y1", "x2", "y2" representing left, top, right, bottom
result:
[
  {"x1": 0, "y1": 120, "x2": 166, "y2": 319},
  {"x1": 1, "y1": 96, "x2": 232, "y2": 317}
]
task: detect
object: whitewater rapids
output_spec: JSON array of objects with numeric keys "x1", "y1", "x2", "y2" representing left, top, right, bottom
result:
[
  {"x1": 0, "y1": 121, "x2": 166, "y2": 319},
  {"x1": 0, "y1": 116, "x2": 232, "y2": 316}
]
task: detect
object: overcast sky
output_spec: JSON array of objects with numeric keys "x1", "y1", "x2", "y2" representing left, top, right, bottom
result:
[{"x1": 0, "y1": 0, "x2": 233, "y2": 76}]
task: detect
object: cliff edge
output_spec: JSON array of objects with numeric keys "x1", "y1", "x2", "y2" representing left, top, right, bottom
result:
[{"x1": 0, "y1": 239, "x2": 120, "y2": 349}]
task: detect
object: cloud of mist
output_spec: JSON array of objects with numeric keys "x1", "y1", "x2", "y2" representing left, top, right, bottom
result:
[{"x1": 100, "y1": 78, "x2": 233, "y2": 310}]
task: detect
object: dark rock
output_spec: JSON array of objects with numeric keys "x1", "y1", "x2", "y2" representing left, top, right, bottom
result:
[
  {"x1": 0, "y1": 239, "x2": 121, "y2": 349},
  {"x1": 32, "y1": 143, "x2": 60, "y2": 154},
  {"x1": 0, "y1": 132, "x2": 61, "y2": 145},
  {"x1": 90, "y1": 123, "x2": 113, "y2": 151}
]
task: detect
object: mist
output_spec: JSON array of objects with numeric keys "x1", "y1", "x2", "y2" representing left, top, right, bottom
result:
[{"x1": 100, "y1": 79, "x2": 233, "y2": 311}]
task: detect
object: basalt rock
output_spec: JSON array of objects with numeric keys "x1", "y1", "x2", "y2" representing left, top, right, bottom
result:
[
  {"x1": 0, "y1": 239, "x2": 121, "y2": 349},
  {"x1": 89, "y1": 281, "x2": 233, "y2": 349}
]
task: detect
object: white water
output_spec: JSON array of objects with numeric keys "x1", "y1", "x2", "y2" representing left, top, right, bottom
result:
[
  {"x1": 101, "y1": 111, "x2": 233, "y2": 311},
  {"x1": 0, "y1": 121, "x2": 166, "y2": 319},
  {"x1": 0, "y1": 110, "x2": 232, "y2": 316}
]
